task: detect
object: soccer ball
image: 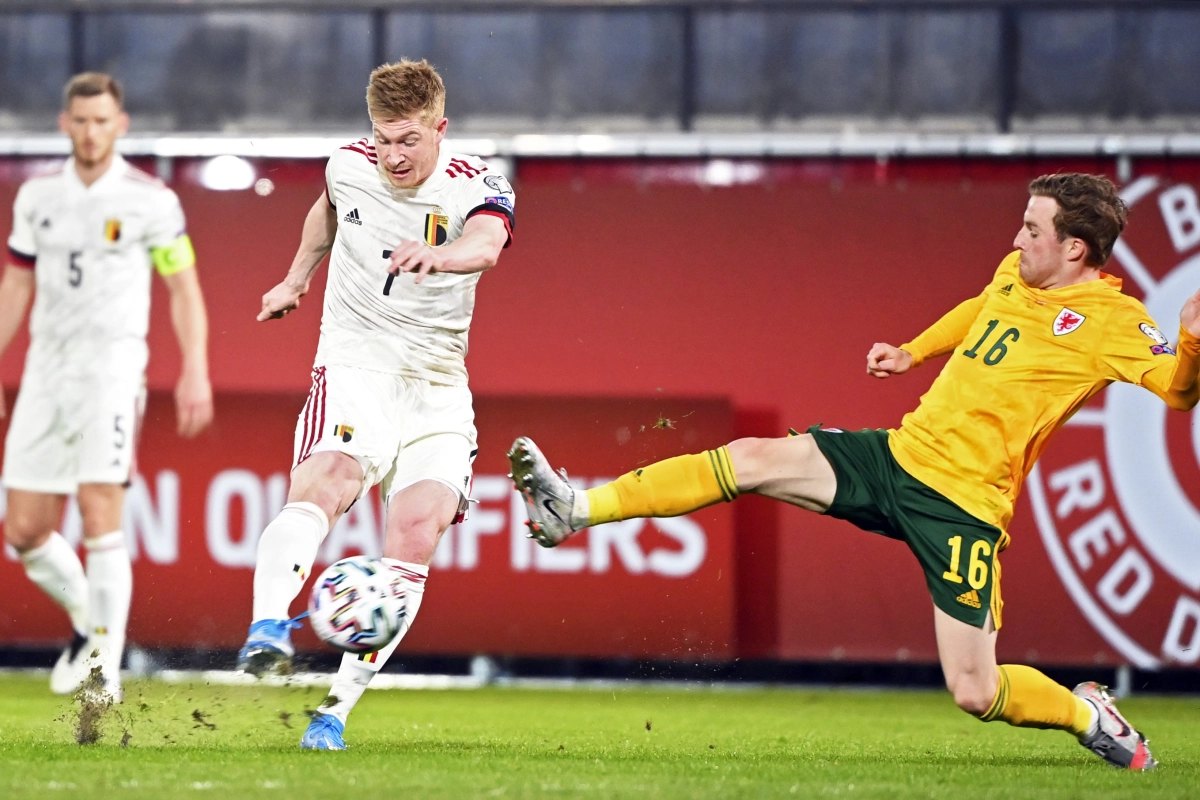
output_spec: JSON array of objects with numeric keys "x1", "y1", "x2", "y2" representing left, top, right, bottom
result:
[{"x1": 308, "y1": 556, "x2": 407, "y2": 654}]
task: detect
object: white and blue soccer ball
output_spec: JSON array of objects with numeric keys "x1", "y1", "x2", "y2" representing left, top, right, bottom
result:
[{"x1": 308, "y1": 556, "x2": 407, "y2": 654}]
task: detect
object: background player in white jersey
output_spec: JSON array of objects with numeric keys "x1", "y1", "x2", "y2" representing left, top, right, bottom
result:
[
  {"x1": 0, "y1": 73, "x2": 213, "y2": 700},
  {"x1": 238, "y1": 60, "x2": 514, "y2": 750}
]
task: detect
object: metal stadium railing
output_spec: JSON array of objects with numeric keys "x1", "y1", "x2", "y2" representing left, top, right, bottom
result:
[{"x1": 1, "y1": 0, "x2": 1198, "y2": 135}]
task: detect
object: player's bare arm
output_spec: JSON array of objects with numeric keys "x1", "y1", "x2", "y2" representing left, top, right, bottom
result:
[
  {"x1": 162, "y1": 267, "x2": 213, "y2": 437},
  {"x1": 0, "y1": 264, "x2": 35, "y2": 419},
  {"x1": 388, "y1": 214, "x2": 508, "y2": 284},
  {"x1": 258, "y1": 194, "x2": 338, "y2": 321}
]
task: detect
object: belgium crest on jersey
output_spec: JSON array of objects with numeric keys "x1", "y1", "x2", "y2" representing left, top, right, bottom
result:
[
  {"x1": 424, "y1": 210, "x2": 448, "y2": 246},
  {"x1": 104, "y1": 218, "x2": 122, "y2": 242}
]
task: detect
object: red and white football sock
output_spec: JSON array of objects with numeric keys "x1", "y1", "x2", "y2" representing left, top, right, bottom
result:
[
  {"x1": 252, "y1": 502, "x2": 329, "y2": 622},
  {"x1": 319, "y1": 560, "x2": 427, "y2": 725}
]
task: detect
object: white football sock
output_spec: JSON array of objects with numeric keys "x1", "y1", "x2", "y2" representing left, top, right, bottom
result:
[
  {"x1": 252, "y1": 502, "x2": 330, "y2": 622},
  {"x1": 84, "y1": 531, "x2": 132, "y2": 683},
  {"x1": 20, "y1": 531, "x2": 89, "y2": 634},
  {"x1": 319, "y1": 560, "x2": 428, "y2": 725},
  {"x1": 569, "y1": 487, "x2": 590, "y2": 530}
]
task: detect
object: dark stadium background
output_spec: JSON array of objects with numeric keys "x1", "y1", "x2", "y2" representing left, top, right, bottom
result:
[{"x1": 1, "y1": 0, "x2": 1198, "y2": 693}]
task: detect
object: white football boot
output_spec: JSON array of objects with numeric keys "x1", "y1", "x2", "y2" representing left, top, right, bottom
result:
[
  {"x1": 507, "y1": 437, "x2": 578, "y2": 547},
  {"x1": 1073, "y1": 682, "x2": 1156, "y2": 770},
  {"x1": 49, "y1": 630, "x2": 91, "y2": 695}
]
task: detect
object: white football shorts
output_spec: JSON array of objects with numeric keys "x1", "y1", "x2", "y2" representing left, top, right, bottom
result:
[
  {"x1": 2, "y1": 373, "x2": 145, "y2": 494},
  {"x1": 292, "y1": 365, "x2": 478, "y2": 518}
]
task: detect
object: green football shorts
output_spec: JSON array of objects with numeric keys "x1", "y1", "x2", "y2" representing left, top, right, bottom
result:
[{"x1": 805, "y1": 425, "x2": 1008, "y2": 629}]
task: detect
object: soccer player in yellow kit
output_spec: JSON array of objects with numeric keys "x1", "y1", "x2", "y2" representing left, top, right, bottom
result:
[{"x1": 510, "y1": 174, "x2": 1200, "y2": 770}]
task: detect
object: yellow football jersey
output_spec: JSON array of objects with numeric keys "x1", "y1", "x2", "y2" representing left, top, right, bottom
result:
[{"x1": 890, "y1": 251, "x2": 1200, "y2": 531}]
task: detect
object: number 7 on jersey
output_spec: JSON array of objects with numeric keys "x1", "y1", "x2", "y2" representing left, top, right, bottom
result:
[{"x1": 381, "y1": 249, "x2": 394, "y2": 295}]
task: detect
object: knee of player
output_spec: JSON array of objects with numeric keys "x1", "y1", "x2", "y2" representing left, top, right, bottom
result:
[
  {"x1": 949, "y1": 678, "x2": 998, "y2": 717},
  {"x1": 724, "y1": 437, "x2": 772, "y2": 490},
  {"x1": 3, "y1": 514, "x2": 52, "y2": 551},
  {"x1": 294, "y1": 484, "x2": 353, "y2": 521},
  {"x1": 76, "y1": 486, "x2": 123, "y2": 523},
  {"x1": 288, "y1": 456, "x2": 363, "y2": 516},
  {"x1": 387, "y1": 507, "x2": 449, "y2": 542}
]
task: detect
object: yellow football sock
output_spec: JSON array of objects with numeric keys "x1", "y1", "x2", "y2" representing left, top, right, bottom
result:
[
  {"x1": 980, "y1": 665, "x2": 1094, "y2": 736},
  {"x1": 585, "y1": 447, "x2": 738, "y2": 526}
]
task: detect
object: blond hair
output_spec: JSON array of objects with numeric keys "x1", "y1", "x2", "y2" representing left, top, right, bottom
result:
[
  {"x1": 366, "y1": 60, "x2": 445, "y2": 125},
  {"x1": 64, "y1": 72, "x2": 124, "y2": 110}
]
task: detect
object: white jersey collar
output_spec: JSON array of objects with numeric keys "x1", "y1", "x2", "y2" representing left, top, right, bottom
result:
[
  {"x1": 64, "y1": 153, "x2": 129, "y2": 193},
  {"x1": 408, "y1": 147, "x2": 452, "y2": 197}
]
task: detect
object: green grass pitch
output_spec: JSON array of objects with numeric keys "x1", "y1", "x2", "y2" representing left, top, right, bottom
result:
[{"x1": 0, "y1": 673, "x2": 1196, "y2": 798}]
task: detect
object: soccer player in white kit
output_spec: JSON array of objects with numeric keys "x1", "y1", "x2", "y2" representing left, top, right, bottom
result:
[
  {"x1": 237, "y1": 61, "x2": 514, "y2": 750},
  {"x1": 0, "y1": 73, "x2": 213, "y2": 701}
]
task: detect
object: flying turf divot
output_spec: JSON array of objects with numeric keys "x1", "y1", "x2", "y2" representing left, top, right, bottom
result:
[{"x1": 71, "y1": 665, "x2": 114, "y2": 745}]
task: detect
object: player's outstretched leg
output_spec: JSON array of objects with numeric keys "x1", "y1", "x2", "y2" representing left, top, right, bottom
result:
[
  {"x1": 938, "y1": 609, "x2": 1155, "y2": 770},
  {"x1": 980, "y1": 666, "x2": 1155, "y2": 769},
  {"x1": 508, "y1": 436, "x2": 739, "y2": 547},
  {"x1": 237, "y1": 501, "x2": 330, "y2": 675},
  {"x1": 303, "y1": 477, "x2": 449, "y2": 750},
  {"x1": 301, "y1": 562, "x2": 427, "y2": 750}
]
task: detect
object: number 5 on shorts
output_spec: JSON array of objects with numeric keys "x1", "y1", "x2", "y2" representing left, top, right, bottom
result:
[{"x1": 942, "y1": 535, "x2": 992, "y2": 589}]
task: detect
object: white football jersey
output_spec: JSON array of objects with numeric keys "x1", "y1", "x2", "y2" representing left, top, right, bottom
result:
[
  {"x1": 7, "y1": 155, "x2": 187, "y2": 383},
  {"x1": 317, "y1": 140, "x2": 515, "y2": 384}
]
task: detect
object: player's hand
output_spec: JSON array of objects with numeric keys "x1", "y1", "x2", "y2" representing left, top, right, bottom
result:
[
  {"x1": 1180, "y1": 286, "x2": 1200, "y2": 338},
  {"x1": 866, "y1": 343, "x2": 914, "y2": 379},
  {"x1": 258, "y1": 280, "x2": 306, "y2": 321},
  {"x1": 175, "y1": 371, "x2": 213, "y2": 438},
  {"x1": 388, "y1": 240, "x2": 444, "y2": 285}
]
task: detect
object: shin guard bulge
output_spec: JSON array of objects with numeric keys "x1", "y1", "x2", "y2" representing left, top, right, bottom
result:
[
  {"x1": 252, "y1": 502, "x2": 330, "y2": 622},
  {"x1": 585, "y1": 447, "x2": 739, "y2": 526},
  {"x1": 981, "y1": 664, "x2": 1095, "y2": 735}
]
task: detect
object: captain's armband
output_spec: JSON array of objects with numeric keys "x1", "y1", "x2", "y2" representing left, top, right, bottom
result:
[{"x1": 151, "y1": 234, "x2": 196, "y2": 276}]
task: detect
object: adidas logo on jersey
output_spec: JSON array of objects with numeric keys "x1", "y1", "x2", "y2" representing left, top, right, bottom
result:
[
  {"x1": 998, "y1": 283, "x2": 1013, "y2": 296},
  {"x1": 343, "y1": 208, "x2": 362, "y2": 225},
  {"x1": 955, "y1": 589, "x2": 982, "y2": 609}
]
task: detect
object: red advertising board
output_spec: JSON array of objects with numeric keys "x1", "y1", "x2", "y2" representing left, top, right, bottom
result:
[
  {"x1": 0, "y1": 393, "x2": 736, "y2": 659},
  {"x1": 1016, "y1": 176, "x2": 1200, "y2": 671},
  {"x1": 2, "y1": 155, "x2": 1199, "y2": 668}
]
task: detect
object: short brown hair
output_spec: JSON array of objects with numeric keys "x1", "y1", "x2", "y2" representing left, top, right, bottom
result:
[
  {"x1": 1028, "y1": 173, "x2": 1128, "y2": 267},
  {"x1": 63, "y1": 72, "x2": 124, "y2": 109},
  {"x1": 366, "y1": 60, "x2": 445, "y2": 124}
]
